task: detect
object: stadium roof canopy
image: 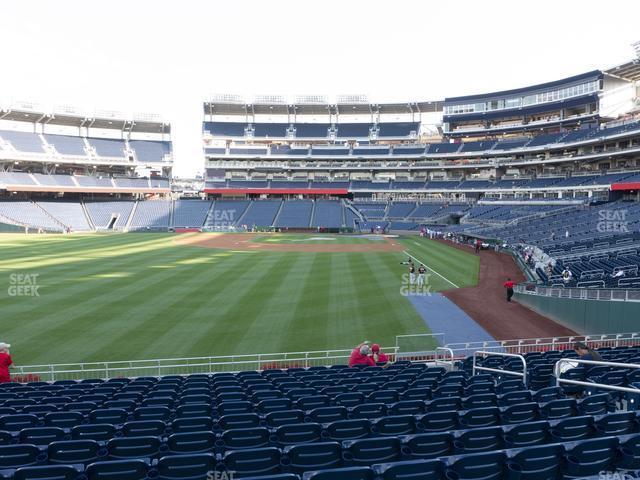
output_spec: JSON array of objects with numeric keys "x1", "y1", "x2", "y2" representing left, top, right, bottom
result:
[
  {"x1": 204, "y1": 95, "x2": 444, "y2": 116},
  {"x1": 605, "y1": 59, "x2": 640, "y2": 82},
  {"x1": 0, "y1": 101, "x2": 170, "y2": 134}
]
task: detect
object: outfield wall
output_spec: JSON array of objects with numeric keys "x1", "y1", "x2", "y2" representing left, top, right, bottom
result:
[
  {"x1": 514, "y1": 290, "x2": 640, "y2": 334},
  {"x1": 0, "y1": 221, "x2": 25, "y2": 233}
]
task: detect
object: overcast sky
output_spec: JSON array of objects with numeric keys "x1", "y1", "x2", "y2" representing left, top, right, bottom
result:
[{"x1": 0, "y1": 0, "x2": 638, "y2": 177}]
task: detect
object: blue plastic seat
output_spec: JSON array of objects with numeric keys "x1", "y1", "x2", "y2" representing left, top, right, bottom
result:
[
  {"x1": 0, "y1": 431, "x2": 12, "y2": 445},
  {"x1": 0, "y1": 414, "x2": 39, "y2": 432},
  {"x1": 282, "y1": 441, "x2": 342, "y2": 473},
  {"x1": 325, "y1": 419, "x2": 371, "y2": 441},
  {"x1": 503, "y1": 421, "x2": 549, "y2": 448},
  {"x1": 89, "y1": 408, "x2": 128, "y2": 425},
  {"x1": 401, "y1": 432, "x2": 453, "y2": 459},
  {"x1": 307, "y1": 406, "x2": 348, "y2": 424},
  {"x1": 133, "y1": 406, "x2": 171, "y2": 422},
  {"x1": 171, "y1": 416, "x2": 214, "y2": 434},
  {"x1": 371, "y1": 415, "x2": 417, "y2": 436},
  {"x1": 43, "y1": 411, "x2": 84, "y2": 429},
  {"x1": 166, "y1": 431, "x2": 216, "y2": 454},
  {"x1": 84, "y1": 458, "x2": 149, "y2": 480},
  {"x1": 297, "y1": 395, "x2": 331, "y2": 411},
  {"x1": 387, "y1": 400, "x2": 425, "y2": 416},
  {"x1": 343, "y1": 437, "x2": 403, "y2": 466},
  {"x1": 335, "y1": 393, "x2": 365, "y2": 408},
  {"x1": 11, "y1": 465, "x2": 80, "y2": 480},
  {"x1": 372, "y1": 459, "x2": 444, "y2": 480},
  {"x1": 501, "y1": 402, "x2": 539, "y2": 424},
  {"x1": 400, "y1": 388, "x2": 431, "y2": 401},
  {"x1": 257, "y1": 398, "x2": 293, "y2": 414},
  {"x1": 122, "y1": 419, "x2": 166, "y2": 437},
  {"x1": 533, "y1": 386, "x2": 564, "y2": 403},
  {"x1": 19, "y1": 426, "x2": 66, "y2": 446},
  {"x1": 505, "y1": 443, "x2": 564, "y2": 479},
  {"x1": 352, "y1": 403, "x2": 387, "y2": 420},
  {"x1": 273, "y1": 423, "x2": 323, "y2": 446},
  {"x1": 540, "y1": 398, "x2": 577, "y2": 419},
  {"x1": 107, "y1": 435, "x2": 163, "y2": 459},
  {"x1": 0, "y1": 444, "x2": 43, "y2": 468},
  {"x1": 465, "y1": 382, "x2": 495, "y2": 396},
  {"x1": 368, "y1": 390, "x2": 399, "y2": 404},
  {"x1": 176, "y1": 404, "x2": 212, "y2": 418},
  {"x1": 64, "y1": 401, "x2": 98, "y2": 414},
  {"x1": 265, "y1": 410, "x2": 306, "y2": 428},
  {"x1": 453, "y1": 426, "x2": 503, "y2": 454},
  {"x1": 618, "y1": 432, "x2": 640, "y2": 470},
  {"x1": 71, "y1": 423, "x2": 117, "y2": 442},
  {"x1": 577, "y1": 393, "x2": 614, "y2": 416},
  {"x1": 432, "y1": 384, "x2": 463, "y2": 398},
  {"x1": 220, "y1": 427, "x2": 271, "y2": 450},
  {"x1": 426, "y1": 397, "x2": 461, "y2": 413},
  {"x1": 48, "y1": 439, "x2": 102, "y2": 465},
  {"x1": 222, "y1": 446, "x2": 282, "y2": 477},
  {"x1": 460, "y1": 407, "x2": 501, "y2": 428},
  {"x1": 594, "y1": 411, "x2": 637, "y2": 436},
  {"x1": 155, "y1": 453, "x2": 217, "y2": 480},
  {"x1": 302, "y1": 466, "x2": 373, "y2": 480},
  {"x1": 462, "y1": 394, "x2": 497, "y2": 410},
  {"x1": 217, "y1": 413, "x2": 261, "y2": 430},
  {"x1": 550, "y1": 415, "x2": 594, "y2": 441},
  {"x1": 217, "y1": 401, "x2": 252, "y2": 416},
  {"x1": 498, "y1": 390, "x2": 532, "y2": 407},
  {"x1": 445, "y1": 451, "x2": 506, "y2": 480},
  {"x1": 419, "y1": 411, "x2": 459, "y2": 432},
  {"x1": 495, "y1": 380, "x2": 525, "y2": 395},
  {"x1": 563, "y1": 436, "x2": 618, "y2": 477}
]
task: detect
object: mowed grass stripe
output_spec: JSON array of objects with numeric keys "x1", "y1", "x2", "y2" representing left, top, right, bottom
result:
[{"x1": 399, "y1": 237, "x2": 479, "y2": 289}]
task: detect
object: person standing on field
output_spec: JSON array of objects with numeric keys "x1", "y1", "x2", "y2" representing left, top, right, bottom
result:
[
  {"x1": 503, "y1": 278, "x2": 515, "y2": 302},
  {"x1": 417, "y1": 264, "x2": 426, "y2": 286},
  {"x1": 409, "y1": 263, "x2": 416, "y2": 285}
]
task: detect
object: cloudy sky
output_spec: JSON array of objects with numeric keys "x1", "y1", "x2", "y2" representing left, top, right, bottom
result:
[{"x1": 0, "y1": 0, "x2": 638, "y2": 176}]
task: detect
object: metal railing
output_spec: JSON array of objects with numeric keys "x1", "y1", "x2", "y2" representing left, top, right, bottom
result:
[
  {"x1": 472, "y1": 351, "x2": 527, "y2": 384},
  {"x1": 515, "y1": 284, "x2": 640, "y2": 302},
  {"x1": 13, "y1": 332, "x2": 640, "y2": 382},
  {"x1": 554, "y1": 358, "x2": 640, "y2": 395}
]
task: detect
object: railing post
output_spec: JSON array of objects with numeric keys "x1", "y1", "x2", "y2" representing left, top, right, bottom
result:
[{"x1": 50, "y1": 364, "x2": 55, "y2": 383}]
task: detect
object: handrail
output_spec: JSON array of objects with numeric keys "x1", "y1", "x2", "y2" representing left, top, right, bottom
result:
[
  {"x1": 554, "y1": 358, "x2": 640, "y2": 394},
  {"x1": 435, "y1": 347, "x2": 455, "y2": 371},
  {"x1": 473, "y1": 350, "x2": 527, "y2": 385}
]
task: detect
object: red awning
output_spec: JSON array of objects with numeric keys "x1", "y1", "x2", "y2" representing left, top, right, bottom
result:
[{"x1": 611, "y1": 182, "x2": 640, "y2": 191}]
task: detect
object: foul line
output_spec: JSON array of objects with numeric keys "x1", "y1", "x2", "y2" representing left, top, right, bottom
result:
[{"x1": 402, "y1": 250, "x2": 460, "y2": 289}]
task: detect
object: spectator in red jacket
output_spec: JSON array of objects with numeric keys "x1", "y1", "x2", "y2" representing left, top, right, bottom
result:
[
  {"x1": 504, "y1": 278, "x2": 515, "y2": 302},
  {"x1": 348, "y1": 343, "x2": 375, "y2": 368},
  {"x1": 371, "y1": 344, "x2": 389, "y2": 365},
  {"x1": 0, "y1": 343, "x2": 12, "y2": 384}
]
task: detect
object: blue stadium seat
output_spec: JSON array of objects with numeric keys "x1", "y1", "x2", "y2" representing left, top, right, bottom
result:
[
  {"x1": 133, "y1": 406, "x2": 171, "y2": 421},
  {"x1": 336, "y1": 393, "x2": 365, "y2": 408},
  {"x1": 388, "y1": 400, "x2": 426, "y2": 416},
  {"x1": 401, "y1": 432, "x2": 451, "y2": 459},
  {"x1": 176, "y1": 404, "x2": 212, "y2": 418},
  {"x1": 217, "y1": 413, "x2": 261, "y2": 430},
  {"x1": 578, "y1": 393, "x2": 615, "y2": 416},
  {"x1": 400, "y1": 388, "x2": 431, "y2": 401},
  {"x1": 282, "y1": 441, "x2": 342, "y2": 473},
  {"x1": 257, "y1": 398, "x2": 294, "y2": 414},
  {"x1": 220, "y1": 427, "x2": 271, "y2": 450},
  {"x1": 594, "y1": 411, "x2": 637, "y2": 436},
  {"x1": 372, "y1": 459, "x2": 444, "y2": 479},
  {"x1": 297, "y1": 396, "x2": 331, "y2": 411},
  {"x1": 122, "y1": 420, "x2": 166, "y2": 437},
  {"x1": 167, "y1": 431, "x2": 216, "y2": 454},
  {"x1": 445, "y1": 451, "x2": 506, "y2": 480},
  {"x1": 352, "y1": 403, "x2": 387, "y2": 420},
  {"x1": 419, "y1": 411, "x2": 459, "y2": 432},
  {"x1": 540, "y1": 398, "x2": 577, "y2": 419},
  {"x1": 563, "y1": 436, "x2": 618, "y2": 477},
  {"x1": 265, "y1": 410, "x2": 306, "y2": 428},
  {"x1": 0, "y1": 414, "x2": 39, "y2": 432},
  {"x1": 460, "y1": 407, "x2": 501, "y2": 428},
  {"x1": 302, "y1": 466, "x2": 374, "y2": 480},
  {"x1": 0, "y1": 444, "x2": 43, "y2": 468},
  {"x1": 342, "y1": 437, "x2": 403, "y2": 466},
  {"x1": 222, "y1": 447, "x2": 282, "y2": 477},
  {"x1": 618, "y1": 432, "x2": 640, "y2": 470},
  {"x1": 11, "y1": 465, "x2": 80, "y2": 480},
  {"x1": 273, "y1": 423, "x2": 323, "y2": 446},
  {"x1": 47, "y1": 439, "x2": 102, "y2": 464},
  {"x1": 453, "y1": 426, "x2": 503, "y2": 454},
  {"x1": 505, "y1": 443, "x2": 564, "y2": 480},
  {"x1": 550, "y1": 416, "x2": 594, "y2": 441},
  {"x1": 19, "y1": 426, "x2": 66, "y2": 446},
  {"x1": 72, "y1": 423, "x2": 117, "y2": 441},
  {"x1": 0, "y1": 431, "x2": 12, "y2": 445},
  {"x1": 426, "y1": 397, "x2": 461, "y2": 413},
  {"x1": 325, "y1": 420, "x2": 371, "y2": 441},
  {"x1": 371, "y1": 415, "x2": 418, "y2": 436},
  {"x1": 503, "y1": 421, "x2": 549, "y2": 448},
  {"x1": 533, "y1": 387, "x2": 564, "y2": 403},
  {"x1": 89, "y1": 408, "x2": 128, "y2": 424},
  {"x1": 501, "y1": 403, "x2": 540, "y2": 424},
  {"x1": 307, "y1": 407, "x2": 348, "y2": 424},
  {"x1": 106, "y1": 436, "x2": 164, "y2": 460},
  {"x1": 84, "y1": 459, "x2": 149, "y2": 480},
  {"x1": 155, "y1": 453, "x2": 217, "y2": 480},
  {"x1": 462, "y1": 394, "x2": 497, "y2": 410}
]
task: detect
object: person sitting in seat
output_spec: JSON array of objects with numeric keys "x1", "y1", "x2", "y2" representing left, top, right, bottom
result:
[
  {"x1": 0, "y1": 343, "x2": 13, "y2": 384},
  {"x1": 348, "y1": 342, "x2": 375, "y2": 368},
  {"x1": 574, "y1": 341, "x2": 602, "y2": 365},
  {"x1": 371, "y1": 344, "x2": 389, "y2": 365}
]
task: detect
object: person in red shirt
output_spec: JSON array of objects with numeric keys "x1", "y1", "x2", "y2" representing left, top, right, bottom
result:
[
  {"x1": 0, "y1": 343, "x2": 13, "y2": 384},
  {"x1": 371, "y1": 344, "x2": 389, "y2": 365},
  {"x1": 503, "y1": 278, "x2": 515, "y2": 302},
  {"x1": 348, "y1": 343, "x2": 375, "y2": 368}
]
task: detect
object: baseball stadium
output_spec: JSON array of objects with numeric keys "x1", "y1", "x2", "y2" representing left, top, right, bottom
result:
[{"x1": 2, "y1": 3, "x2": 640, "y2": 479}]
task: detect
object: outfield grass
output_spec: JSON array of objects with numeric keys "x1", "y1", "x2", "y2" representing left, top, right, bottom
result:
[
  {"x1": 253, "y1": 234, "x2": 380, "y2": 244},
  {"x1": 0, "y1": 233, "x2": 479, "y2": 365}
]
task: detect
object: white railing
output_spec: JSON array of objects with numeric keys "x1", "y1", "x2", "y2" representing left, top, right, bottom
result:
[
  {"x1": 554, "y1": 358, "x2": 640, "y2": 395},
  {"x1": 515, "y1": 284, "x2": 640, "y2": 302},
  {"x1": 13, "y1": 332, "x2": 640, "y2": 382},
  {"x1": 472, "y1": 351, "x2": 527, "y2": 384}
]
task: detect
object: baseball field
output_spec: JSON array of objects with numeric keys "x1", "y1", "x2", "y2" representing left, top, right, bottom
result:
[{"x1": 0, "y1": 232, "x2": 479, "y2": 366}]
